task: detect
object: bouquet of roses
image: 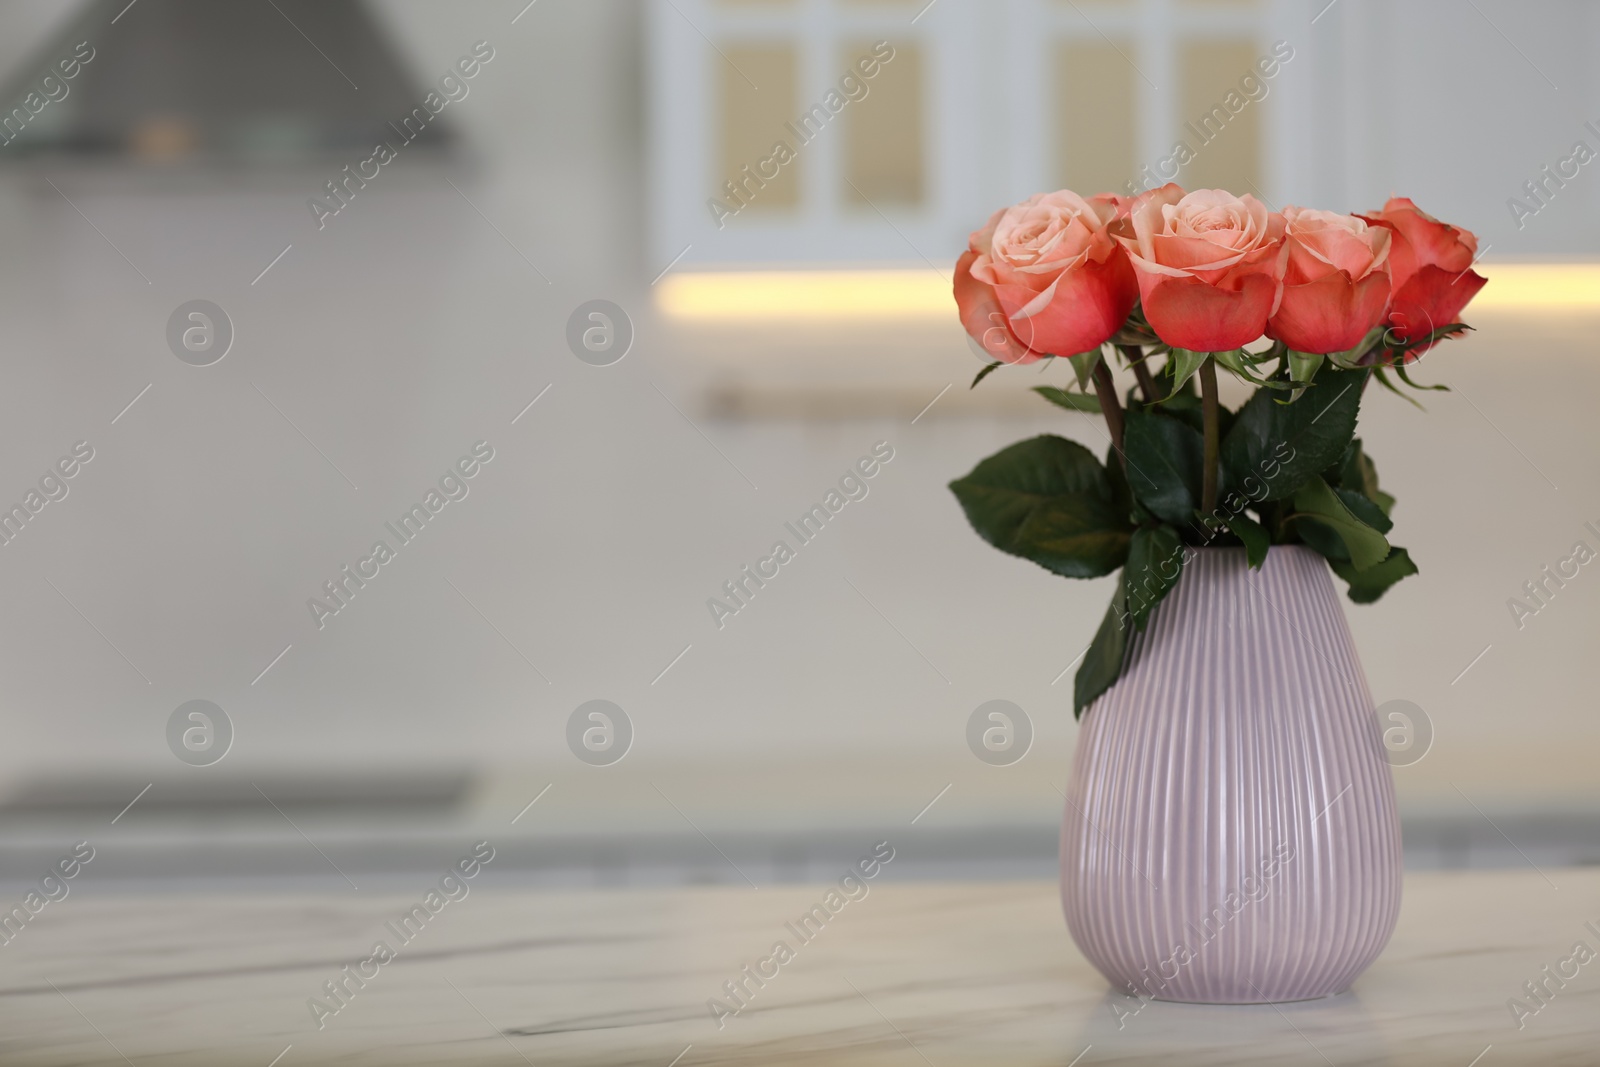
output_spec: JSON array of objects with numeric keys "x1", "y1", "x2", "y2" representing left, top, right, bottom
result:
[{"x1": 949, "y1": 184, "x2": 1487, "y2": 715}]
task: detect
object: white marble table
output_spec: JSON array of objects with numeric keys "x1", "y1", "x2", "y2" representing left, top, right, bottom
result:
[{"x1": 3, "y1": 870, "x2": 1596, "y2": 1065}]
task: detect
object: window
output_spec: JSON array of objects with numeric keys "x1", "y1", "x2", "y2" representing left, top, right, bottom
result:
[{"x1": 647, "y1": 0, "x2": 1298, "y2": 271}]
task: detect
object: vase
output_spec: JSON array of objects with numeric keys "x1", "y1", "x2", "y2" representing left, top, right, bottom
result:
[{"x1": 1059, "y1": 545, "x2": 1402, "y2": 1004}]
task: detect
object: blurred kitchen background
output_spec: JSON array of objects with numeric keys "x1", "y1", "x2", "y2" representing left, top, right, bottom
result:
[{"x1": 0, "y1": 0, "x2": 1596, "y2": 893}]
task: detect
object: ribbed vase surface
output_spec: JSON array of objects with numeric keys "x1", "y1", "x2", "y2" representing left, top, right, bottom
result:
[{"x1": 1060, "y1": 545, "x2": 1402, "y2": 1004}]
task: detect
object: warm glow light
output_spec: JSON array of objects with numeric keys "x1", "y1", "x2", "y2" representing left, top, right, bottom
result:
[
  {"x1": 657, "y1": 270, "x2": 952, "y2": 320},
  {"x1": 1471, "y1": 263, "x2": 1600, "y2": 310},
  {"x1": 655, "y1": 263, "x2": 1600, "y2": 322}
]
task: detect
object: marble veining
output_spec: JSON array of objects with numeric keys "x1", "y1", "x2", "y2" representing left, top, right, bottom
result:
[{"x1": 0, "y1": 871, "x2": 1595, "y2": 1065}]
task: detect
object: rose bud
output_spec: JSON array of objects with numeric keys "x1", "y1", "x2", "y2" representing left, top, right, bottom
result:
[
  {"x1": 955, "y1": 190, "x2": 1139, "y2": 364},
  {"x1": 1362, "y1": 197, "x2": 1487, "y2": 356},
  {"x1": 1266, "y1": 207, "x2": 1392, "y2": 355},
  {"x1": 1116, "y1": 185, "x2": 1287, "y2": 353}
]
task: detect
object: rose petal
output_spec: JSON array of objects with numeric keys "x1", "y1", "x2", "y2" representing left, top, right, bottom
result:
[
  {"x1": 1147, "y1": 231, "x2": 1254, "y2": 273},
  {"x1": 1268, "y1": 269, "x2": 1391, "y2": 354},
  {"x1": 1138, "y1": 270, "x2": 1281, "y2": 352},
  {"x1": 1004, "y1": 252, "x2": 1139, "y2": 357},
  {"x1": 1283, "y1": 210, "x2": 1389, "y2": 284},
  {"x1": 968, "y1": 206, "x2": 1007, "y2": 255},
  {"x1": 1387, "y1": 264, "x2": 1488, "y2": 350},
  {"x1": 954, "y1": 249, "x2": 1042, "y2": 364},
  {"x1": 1367, "y1": 199, "x2": 1477, "y2": 286}
]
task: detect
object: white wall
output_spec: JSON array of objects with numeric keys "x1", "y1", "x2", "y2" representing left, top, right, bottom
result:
[
  {"x1": 1296, "y1": 0, "x2": 1600, "y2": 254},
  {"x1": 0, "y1": 0, "x2": 1593, "y2": 834}
]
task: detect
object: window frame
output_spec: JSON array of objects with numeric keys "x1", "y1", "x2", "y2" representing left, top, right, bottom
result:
[{"x1": 646, "y1": 0, "x2": 1303, "y2": 271}]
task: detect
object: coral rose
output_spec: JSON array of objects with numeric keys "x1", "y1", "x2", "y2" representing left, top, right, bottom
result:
[
  {"x1": 1362, "y1": 197, "x2": 1487, "y2": 353},
  {"x1": 1266, "y1": 207, "x2": 1392, "y2": 355},
  {"x1": 1116, "y1": 185, "x2": 1286, "y2": 352},
  {"x1": 954, "y1": 190, "x2": 1138, "y2": 364}
]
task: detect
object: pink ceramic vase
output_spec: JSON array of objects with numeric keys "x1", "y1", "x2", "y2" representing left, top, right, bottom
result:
[{"x1": 1060, "y1": 545, "x2": 1402, "y2": 1003}]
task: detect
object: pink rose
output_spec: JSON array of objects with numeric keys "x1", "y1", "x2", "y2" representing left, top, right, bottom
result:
[
  {"x1": 1361, "y1": 197, "x2": 1487, "y2": 354},
  {"x1": 1116, "y1": 185, "x2": 1287, "y2": 352},
  {"x1": 1266, "y1": 207, "x2": 1392, "y2": 355},
  {"x1": 955, "y1": 190, "x2": 1138, "y2": 364}
]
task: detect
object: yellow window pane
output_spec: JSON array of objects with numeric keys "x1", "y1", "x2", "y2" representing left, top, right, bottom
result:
[
  {"x1": 1176, "y1": 40, "x2": 1262, "y2": 195},
  {"x1": 841, "y1": 41, "x2": 924, "y2": 207},
  {"x1": 718, "y1": 44, "x2": 801, "y2": 214},
  {"x1": 1056, "y1": 41, "x2": 1137, "y2": 197}
]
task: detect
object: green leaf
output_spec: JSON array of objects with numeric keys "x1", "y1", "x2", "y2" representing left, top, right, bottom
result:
[
  {"x1": 1334, "y1": 439, "x2": 1371, "y2": 492},
  {"x1": 1327, "y1": 325, "x2": 1385, "y2": 369},
  {"x1": 1292, "y1": 476, "x2": 1390, "y2": 571},
  {"x1": 1333, "y1": 439, "x2": 1396, "y2": 517},
  {"x1": 1146, "y1": 389, "x2": 1234, "y2": 440},
  {"x1": 1251, "y1": 348, "x2": 1287, "y2": 370},
  {"x1": 1335, "y1": 487, "x2": 1392, "y2": 535},
  {"x1": 1331, "y1": 547, "x2": 1418, "y2": 604},
  {"x1": 1219, "y1": 365, "x2": 1364, "y2": 502},
  {"x1": 1075, "y1": 581, "x2": 1130, "y2": 719},
  {"x1": 1393, "y1": 361, "x2": 1450, "y2": 392},
  {"x1": 1387, "y1": 322, "x2": 1471, "y2": 360},
  {"x1": 1372, "y1": 366, "x2": 1425, "y2": 409},
  {"x1": 1069, "y1": 348, "x2": 1103, "y2": 391},
  {"x1": 1034, "y1": 385, "x2": 1103, "y2": 413},
  {"x1": 1122, "y1": 408, "x2": 1206, "y2": 526},
  {"x1": 949, "y1": 435, "x2": 1132, "y2": 579},
  {"x1": 1124, "y1": 525, "x2": 1185, "y2": 631},
  {"x1": 1296, "y1": 513, "x2": 1349, "y2": 561},
  {"x1": 1222, "y1": 512, "x2": 1270, "y2": 568},
  {"x1": 1147, "y1": 389, "x2": 1200, "y2": 426},
  {"x1": 971, "y1": 361, "x2": 1003, "y2": 389},
  {"x1": 1286, "y1": 351, "x2": 1325, "y2": 402},
  {"x1": 1166, "y1": 348, "x2": 1209, "y2": 395},
  {"x1": 1213, "y1": 347, "x2": 1277, "y2": 387},
  {"x1": 1106, "y1": 442, "x2": 1135, "y2": 524}
]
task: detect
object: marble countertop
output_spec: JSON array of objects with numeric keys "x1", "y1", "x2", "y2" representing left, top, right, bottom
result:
[{"x1": 4, "y1": 869, "x2": 1596, "y2": 1066}]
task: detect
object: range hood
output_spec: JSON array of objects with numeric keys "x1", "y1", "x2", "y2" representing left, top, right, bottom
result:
[{"x1": 0, "y1": 0, "x2": 456, "y2": 166}]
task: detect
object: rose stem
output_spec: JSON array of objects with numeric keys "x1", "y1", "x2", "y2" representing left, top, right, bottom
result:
[
  {"x1": 1199, "y1": 356, "x2": 1220, "y2": 516},
  {"x1": 1091, "y1": 358, "x2": 1125, "y2": 463},
  {"x1": 1119, "y1": 344, "x2": 1160, "y2": 402}
]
